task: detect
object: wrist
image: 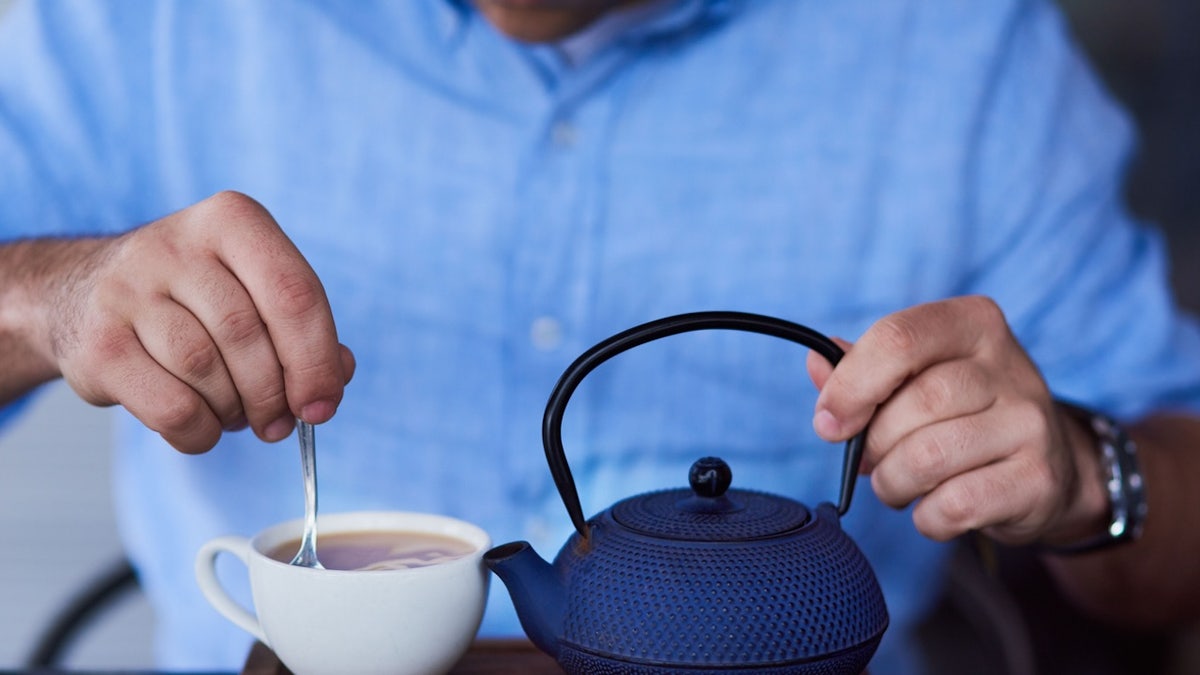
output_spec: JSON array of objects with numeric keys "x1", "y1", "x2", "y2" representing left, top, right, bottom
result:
[
  {"x1": 0, "y1": 237, "x2": 105, "y2": 391},
  {"x1": 1038, "y1": 406, "x2": 1110, "y2": 545},
  {"x1": 1042, "y1": 401, "x2": 1147, "y2": 555}
]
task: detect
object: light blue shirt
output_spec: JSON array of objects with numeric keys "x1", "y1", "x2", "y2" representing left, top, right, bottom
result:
[{"x1": 3, "y1": 1, "x2": 1200, "y2": 672}]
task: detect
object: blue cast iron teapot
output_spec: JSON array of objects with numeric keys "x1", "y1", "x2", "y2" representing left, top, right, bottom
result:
[{"x1": 484, "y1": 311, "x2": 888, "y2": 674}]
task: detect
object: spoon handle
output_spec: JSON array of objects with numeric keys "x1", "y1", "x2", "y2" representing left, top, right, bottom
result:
[{"x1": 291, "y1": 419, "x2": 323, "y2": 568}]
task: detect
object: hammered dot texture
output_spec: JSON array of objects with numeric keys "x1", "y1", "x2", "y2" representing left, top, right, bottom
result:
[{"x1": 556, "y1": 505, "x2": 887, "y2": 669}]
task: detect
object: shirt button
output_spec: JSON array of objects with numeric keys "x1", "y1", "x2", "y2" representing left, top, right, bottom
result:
[
  {"x1": 530, "y1": 316, "x2": 563, "y2": 351},
  {"x1": 551, "y1": 121, "x2": 577, "y2": 148}
]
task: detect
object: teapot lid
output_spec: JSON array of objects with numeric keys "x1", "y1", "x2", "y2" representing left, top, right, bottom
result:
[{"x1": 610, "y1": 457, "x2": 811, "y2": 541}]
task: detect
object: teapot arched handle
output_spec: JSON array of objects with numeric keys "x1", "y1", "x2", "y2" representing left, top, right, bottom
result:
[{"x1": 543, "y1": 310, "x2": 869, "y2": 540}]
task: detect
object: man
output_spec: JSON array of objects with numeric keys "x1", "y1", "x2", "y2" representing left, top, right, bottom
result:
[{"x1": 2, "y1": 0, "x2": 1199, "y2": 671}]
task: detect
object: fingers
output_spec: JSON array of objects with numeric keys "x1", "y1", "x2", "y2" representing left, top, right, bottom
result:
[
  {"x1": 862, "y1": 358, "x2": 995, "y2": 466},
  {"x1": 869, "y1": 405, "x2": 1025, "y2": 510},
  {"x1": 166, "y1": 256, "x2": 290, "y2": 439},
  {"x1": 912, "y1": 453, "x2": 1061, "y2": 544},
  {"x1": 130, "y1": 294, "x2": 244, "y2": 430},
  {"x1": 66, "y1": 323, "x2": 223, "y2": 454},
  {"x1": 809, "y1": 333, "x2": 996, "y2": 470},
  {"x1": 813, "y1": 296, "x2": 1007, "y2": 441},
  {"x1": 803, "y1": 297, "x2": 1072, "y2": 544},
  {"x1": 867, "y1": 402, "x2": 1061, "y2": 544},
  {"x1": 200, "y1": 193, "x2": 346, "y2": 424},
  {"x1": 50, "y1": 191, "x2": 351, "y2": 453}
]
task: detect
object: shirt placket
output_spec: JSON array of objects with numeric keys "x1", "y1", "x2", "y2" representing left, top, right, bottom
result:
[{"x1": 499, "y1": 58, "x2": 624, "y2": 540}]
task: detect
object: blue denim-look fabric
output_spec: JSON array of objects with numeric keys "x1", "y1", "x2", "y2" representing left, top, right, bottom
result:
[{"x1": 3, "y1": 0, "x2": 1199, "y2": 671}]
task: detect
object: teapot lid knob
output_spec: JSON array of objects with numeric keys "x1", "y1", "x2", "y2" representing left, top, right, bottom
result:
[{"x1": 689, "y1": 457, "x2": 732, "y2": 498}]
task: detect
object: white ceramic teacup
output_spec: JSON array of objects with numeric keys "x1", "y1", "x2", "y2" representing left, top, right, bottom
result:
[{"x1": 195, "y1": 511, "x2": 491, "y2": 675}]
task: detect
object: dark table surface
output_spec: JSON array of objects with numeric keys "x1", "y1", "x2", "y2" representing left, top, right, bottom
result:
[
  {"x1": 240, "y1": 639, "x2": 562, "y2": 675},
  {"x1": 5, "y1": 640, "x2": 869, "y2": 674},
  {"x1": 0, "y1": 639, "x2": 561, "y2": 675}
]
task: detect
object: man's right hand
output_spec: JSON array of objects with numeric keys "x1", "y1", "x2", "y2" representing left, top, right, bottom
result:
[{"x1": 0, "y1": 191, "x2": 355, "y2": 453}]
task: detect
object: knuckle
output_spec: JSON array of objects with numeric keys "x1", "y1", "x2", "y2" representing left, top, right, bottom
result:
[
  {"x1": 931, "y1": 484, "x2": 980, "y2": 531},
  {"x1": 150, "y1": 395, "x2": 209, "y2": 437},
  {"x1": 175, "y1": 339, "x2": 222, "y2": 381},
  {"x1": 242, "y1": 377, "x2": 290, "y2": 419},
  {"x1": 288, "y1": 355, "x2": 340, "y2": 382},
  {"x1": 908, "y1": 437, "x2": 950, "y2": 486},
  {"x1": 287, "y1": 362, "x2": 346, "y2": 408},
  {"x1": 869, "y1": 469, "x2": 908, "y2": 509},
  {"x1": 962, "y1": 295, "x2": 1007, "y2": 331},
  {"x1": 873, "y1": 314, "x2": 921, "y2": 357},
  {"x1": 189, "y1": 191, "x2": 275, "y2": 238},
  {"x1": 204, "y1": 190, "x2": 268, "y2": 218},
  {"x1": 213, "y1": 306, "x2": 267, "y2": 349},
  {"x1": 271, "y1": 271, "x2": 325, "y2": 318},
  {"x1": 81, "y1": 323, "x2": 138, "y2": 367}
]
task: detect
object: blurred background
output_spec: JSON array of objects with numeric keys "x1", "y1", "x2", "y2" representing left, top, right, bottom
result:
[
  {"x1": 1058, "y1": 0, "x2": 1200, "y2": 314},
  {"x1": 0, "y1": 0, "x2": 1196, "y2": 672}
]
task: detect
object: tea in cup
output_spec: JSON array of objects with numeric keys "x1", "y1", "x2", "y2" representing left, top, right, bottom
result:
[{"x1": 195, "y1": 511, "x2": 491, "y2": 675}]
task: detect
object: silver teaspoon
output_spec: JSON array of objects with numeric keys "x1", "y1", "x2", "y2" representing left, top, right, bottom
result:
[{"x1": 289, "y1": 419, "x2": 324, "y2": 569}]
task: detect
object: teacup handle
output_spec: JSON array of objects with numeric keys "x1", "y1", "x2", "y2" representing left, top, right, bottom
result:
[
  {"x1": 194, "y1": 536, "x2": 268, "y2": 644},
  {"x1": 543, "y1": 310, "x2": 868, "y2": 539}
]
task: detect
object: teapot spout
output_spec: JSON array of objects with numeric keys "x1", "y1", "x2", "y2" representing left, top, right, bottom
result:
[{"x1": 483, "y1": 541, "x2": 564, "y2": 658}]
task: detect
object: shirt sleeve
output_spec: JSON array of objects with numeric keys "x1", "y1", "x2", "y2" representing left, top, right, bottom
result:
[
  {"x1": 965, "y1": 0, "x2": 1200, "y2": 419},
  {"x1": 0, "y1": 0, "x2": 156, "y2": 242},
  {"x1": 0, "y1": 2, "x2": 157, "y2": 432}
]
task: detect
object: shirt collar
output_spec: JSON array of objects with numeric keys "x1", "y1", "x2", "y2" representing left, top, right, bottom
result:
[
  {"x1": 555, "y1": 0, "x2": 678, "y2": 67},
  {"x1": 439, "y1": 0, "x2": 739, "y2": 59}
]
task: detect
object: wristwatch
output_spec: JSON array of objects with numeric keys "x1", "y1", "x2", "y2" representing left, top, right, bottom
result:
[{"x1": 1049, "y1": 401, "x2": 1148, "y2": 555}]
